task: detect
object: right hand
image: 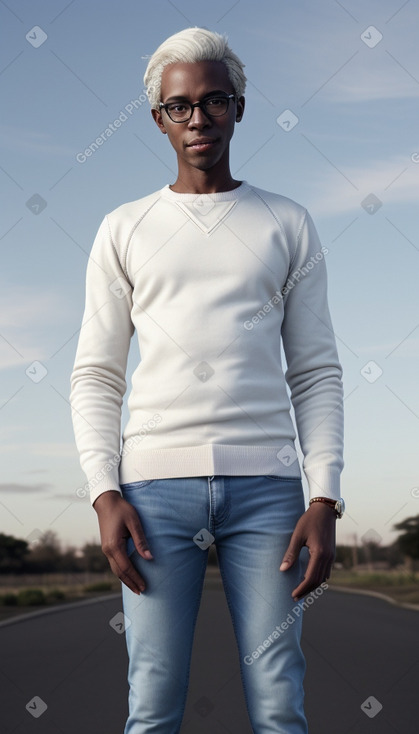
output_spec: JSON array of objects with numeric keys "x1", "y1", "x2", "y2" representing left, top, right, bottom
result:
[{"x1": 93, "y1": 490, "x2": 153, "y2": 594}]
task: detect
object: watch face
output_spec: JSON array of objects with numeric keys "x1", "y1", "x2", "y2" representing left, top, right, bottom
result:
[{"x1": 336, "y1": 498, "x2": 345, "y2": 517}]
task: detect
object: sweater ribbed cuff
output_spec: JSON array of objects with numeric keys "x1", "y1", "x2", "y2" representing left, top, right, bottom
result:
[
  {"x1": 75, "y1": 467, "x2": 123, "y2": 507},
  {"x1": 304, "y1": 465, "x2": 342, "y2": 502}
]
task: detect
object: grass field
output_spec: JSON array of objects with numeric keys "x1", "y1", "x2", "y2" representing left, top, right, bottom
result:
[
  {"x1": 328, "y1": 570, "x2": 419, "y2": 607},
  {"x1": 0, "y1": 568, "x2": 418, "y2": 622}
]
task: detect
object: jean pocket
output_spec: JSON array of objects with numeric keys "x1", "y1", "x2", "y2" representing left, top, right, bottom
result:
[{"x1": 120, "y1": 479, "x2": 155, "y2": 491}]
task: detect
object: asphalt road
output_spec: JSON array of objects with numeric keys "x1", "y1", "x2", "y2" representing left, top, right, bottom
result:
[{"x1": 0, "y1": 570, "x2": 417, "y2": 734}]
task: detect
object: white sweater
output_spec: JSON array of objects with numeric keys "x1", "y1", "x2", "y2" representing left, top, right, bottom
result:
[{"x1": 70, "y1": 181, "x2": 344, "y2": 506}]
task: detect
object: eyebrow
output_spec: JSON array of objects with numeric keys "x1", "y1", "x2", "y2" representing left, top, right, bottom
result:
[{"x1": 163, "y1": 89, "x2": 230, "y2": 103}]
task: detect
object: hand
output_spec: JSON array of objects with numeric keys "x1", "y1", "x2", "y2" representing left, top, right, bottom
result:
[
  {"x1": 279, "y1": 501, "x2": 336, "y2": 601},
  {"x1": 93, "y1": 490, "x2": 153, "y2": 595}
]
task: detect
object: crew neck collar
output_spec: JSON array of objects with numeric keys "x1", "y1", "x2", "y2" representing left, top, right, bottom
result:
[{"x1": 160, "y1": 180, "x2": 249, "y2": 202}]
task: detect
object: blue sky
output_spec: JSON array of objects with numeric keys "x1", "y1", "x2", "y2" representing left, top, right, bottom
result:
[{"x1": 0, "y1": 0, "x2": 418, "y2": 551}]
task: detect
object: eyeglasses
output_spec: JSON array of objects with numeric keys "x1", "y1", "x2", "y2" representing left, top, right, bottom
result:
[{"x1": 159, "y1": 94, "x2": 236, "y2": 123}]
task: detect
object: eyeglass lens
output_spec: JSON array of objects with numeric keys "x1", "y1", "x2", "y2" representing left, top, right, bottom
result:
[{"x1": 165, "y1": 96, "x2": 231, "y2": 122}]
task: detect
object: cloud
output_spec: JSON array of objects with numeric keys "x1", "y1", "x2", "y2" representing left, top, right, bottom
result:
[
  {"x1": 248, "y1": 9, "x2": 419, "y2": 105},
  {"x1": 354, "y1": 337, "x2": 419, "y2": 358},
  {"x1": 0, "y1": 285, "x2": 67, "y2": 369},
  {"x1": 22, "y1": 468, "x2": 49, "y2": 474},
  {"x1": 0, "y1": 482, "x2": 53, "y2": 494},
  {"x1": 0, "y1": 126, "x2": 75, "y2": 157},
  {"x1": 304, "y1": 155, "x2": 419, "y2": 216},
  {"x1": 0, "y1": 442, "x2": 78, "y2": 458},
  {"x1": 49, "y1": 491, "x2": 86, "y2": 502},
  {"x1": 29, "y1": 443, "x2": 78, "y2": 458},
  {"x1": 319, "y1": 53, "x2": 419, "y2": 104}
]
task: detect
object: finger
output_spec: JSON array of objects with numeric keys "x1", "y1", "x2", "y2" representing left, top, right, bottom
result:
[
  {"x1": 292, "y1": 553, "x2": 326, "y2": 597},
  {"x1": 324, "y1": 561, "x2": 334, "y2": 581},
  {"x1": 110, "y1": 549, "x2": 147, "y2": 594},
  {"x1": 291, "y1": 554, "x2": 328, "y2": 600},
  {"x1": 128, "y1": 519, "x2": 154, "y2": 560},
  {"x1": 291, "y1": 574, "x2": 325, "y2": 601},
  {"x1": 279, "y1": 538, "x2": 302, "y2": 571}
]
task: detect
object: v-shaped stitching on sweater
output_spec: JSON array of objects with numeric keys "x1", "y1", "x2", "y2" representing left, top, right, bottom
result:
[{"x1": 173, "y1": 199, "x2": 238, "y2": 234}]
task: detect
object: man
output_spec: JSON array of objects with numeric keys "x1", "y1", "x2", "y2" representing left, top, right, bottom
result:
[{"x1": 70, "y1": 26, "x2": 345, "y2": 734}]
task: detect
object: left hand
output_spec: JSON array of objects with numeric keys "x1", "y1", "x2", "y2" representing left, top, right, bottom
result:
[{"x1": 279, "y1": 501, "x2": 337, "y2": 601}]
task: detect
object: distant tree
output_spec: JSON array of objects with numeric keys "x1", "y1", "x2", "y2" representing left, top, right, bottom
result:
[
  {"x1": 335, "y1": 542, "x2": 404, "y2": 570},
  {"x1": 393, "y1": 515, "x2": 419, "y2": 564},
  {"x1": 59, "y1": 545, "x2": 83, "y2": 572},
  {"x1": 0, "y1": 533, "x2": 29, "y2": 573},
  {"x1": 334, "y1": 545, "x2": 354, "y2": 569},
  {"x1": 26, "y1": 530, "x2": 63, "y2": 572},
  {"x1": 81, "y1": 542, "x2": 110, "y2": 572}
]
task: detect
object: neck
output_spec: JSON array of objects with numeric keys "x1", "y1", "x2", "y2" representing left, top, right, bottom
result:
[{"x1": 170, "y1": 156, "x2": 241, "y2": 194}]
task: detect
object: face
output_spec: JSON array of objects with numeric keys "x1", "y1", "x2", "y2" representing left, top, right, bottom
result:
[{"x1": 151, "y1": 60, "x2": 245, "y2": 175}]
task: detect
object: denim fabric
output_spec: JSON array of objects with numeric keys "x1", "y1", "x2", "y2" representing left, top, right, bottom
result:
[{"x1": 120, "y1": 475, "x2": 309, "y2": 733}]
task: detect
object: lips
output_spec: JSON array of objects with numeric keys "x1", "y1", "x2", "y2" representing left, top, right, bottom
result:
[{"x1": 187, "y1": 138, "x2": 218, "y2": 149}]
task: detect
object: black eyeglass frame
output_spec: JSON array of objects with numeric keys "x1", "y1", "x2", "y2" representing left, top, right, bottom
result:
[{"x1": 158, "y1": 93, "x2": 236, "y2": 123}]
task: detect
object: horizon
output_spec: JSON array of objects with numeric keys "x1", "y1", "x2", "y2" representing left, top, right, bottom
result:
[{"x1": 1, "y1": 0, "x2": 418, "y2": 550}]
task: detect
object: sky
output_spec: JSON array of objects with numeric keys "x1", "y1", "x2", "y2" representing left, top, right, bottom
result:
[{"x1": 0, "y1": 0, "x2": 418, "y2": 552}]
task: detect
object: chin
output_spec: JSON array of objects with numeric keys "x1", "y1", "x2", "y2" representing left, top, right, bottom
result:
[
  {"x1": 188, "y1": 152, "x2": 223, "y2": 168},
  {"x1": 196, "y1": 161, "x2": 218, "y2": 170}
]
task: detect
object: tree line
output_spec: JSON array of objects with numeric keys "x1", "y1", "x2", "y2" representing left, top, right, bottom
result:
[{"x1": 0, "y1": 515, "x2": 418, "y2": 574}]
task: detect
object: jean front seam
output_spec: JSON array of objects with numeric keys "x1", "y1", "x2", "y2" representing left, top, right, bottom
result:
[
  {"x1": 216, "y1": 557, "x2": 254, "y2": 724},
  {"x1": 177, "y1": 549, "x2": 209, "y2": 732},
  {"x1": 207, "y1": 476, "x2": 213, "y2": 535},
  {"x1": 208, "y1": 476, "x2": 232, "y2": 534}
]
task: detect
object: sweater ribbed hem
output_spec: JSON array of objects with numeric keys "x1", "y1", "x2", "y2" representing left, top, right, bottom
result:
[
  {"x1": 87, "y1": 446, "x2": 343, "y2": 506},
  {"x1": 118, "y1": 443, "x2": 301, "y2": 485}
]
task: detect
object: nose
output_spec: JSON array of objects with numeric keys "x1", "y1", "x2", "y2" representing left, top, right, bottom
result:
[{"x1": 188, "y1": 104, "x2": 211, "y2": 128}]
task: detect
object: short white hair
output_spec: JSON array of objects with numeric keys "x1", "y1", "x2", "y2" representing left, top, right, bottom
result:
[{"x1": 143, "y1": 27, "x2": 247, "y2": 110}]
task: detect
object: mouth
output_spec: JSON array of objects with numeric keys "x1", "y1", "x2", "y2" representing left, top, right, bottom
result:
[{"x1": 186, "y1": 138, "x2": 218, "y2": 152}]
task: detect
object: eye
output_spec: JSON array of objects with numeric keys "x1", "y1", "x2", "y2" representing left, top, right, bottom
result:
[
  {"x1": 206, "y1": 97, "x2": 225, "y2": 106},
  {"x1": 167, "y1": 102, "x2": 188, "y2": 113}
]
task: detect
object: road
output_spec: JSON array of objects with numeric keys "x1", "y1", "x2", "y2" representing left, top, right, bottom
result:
[{"x1": 0, "y1": 569, "x2": 417, "y2": 734}]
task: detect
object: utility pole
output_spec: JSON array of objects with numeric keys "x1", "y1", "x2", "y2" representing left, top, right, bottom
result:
[{"x1": 351, "y1": 533, "x2": 358, "y2": 569}]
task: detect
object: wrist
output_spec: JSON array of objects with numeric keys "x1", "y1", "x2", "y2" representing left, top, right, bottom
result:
[
  {"x1": 308, "y1": 496, "x2": 345, "y2": 519},
  {"x1": 308, "y1": 500, "x2": 337, "y2": 517},
  {"x1": 93, "y1": 489, "x2": 123, "y2": 512}
]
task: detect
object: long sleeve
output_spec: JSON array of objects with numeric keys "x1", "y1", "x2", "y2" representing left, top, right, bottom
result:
[
  {"x1": 69, "y1": 183, "x2": 344, "y2": 502},
  {"x1": 280, "y1": 209, "x2": 344, "y2": 501},
  {"x1": 69, "y1": 215, "x2": 135, "y2": 506}
]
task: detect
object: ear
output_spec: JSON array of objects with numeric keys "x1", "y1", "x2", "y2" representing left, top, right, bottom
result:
[
  {"x1": 236, "y1": 95, "x2": 245, "y2": 123},
  {"x1": 151, "y1": 108, "x2": 167, "y2": 135}
]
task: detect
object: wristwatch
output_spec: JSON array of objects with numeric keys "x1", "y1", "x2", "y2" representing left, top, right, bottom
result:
[{"x1": 309, "y1": 497, "x2": 345, "y2": 519}]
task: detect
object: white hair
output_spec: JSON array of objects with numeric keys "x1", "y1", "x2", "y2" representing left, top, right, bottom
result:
[{"x1": 143, "y1": 27, "x2": 247, "y2": 110}]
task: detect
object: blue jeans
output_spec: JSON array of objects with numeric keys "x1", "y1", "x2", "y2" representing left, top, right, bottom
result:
[{"x1": 120, "y1": 475, "x2": 309, "y2": 734}]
